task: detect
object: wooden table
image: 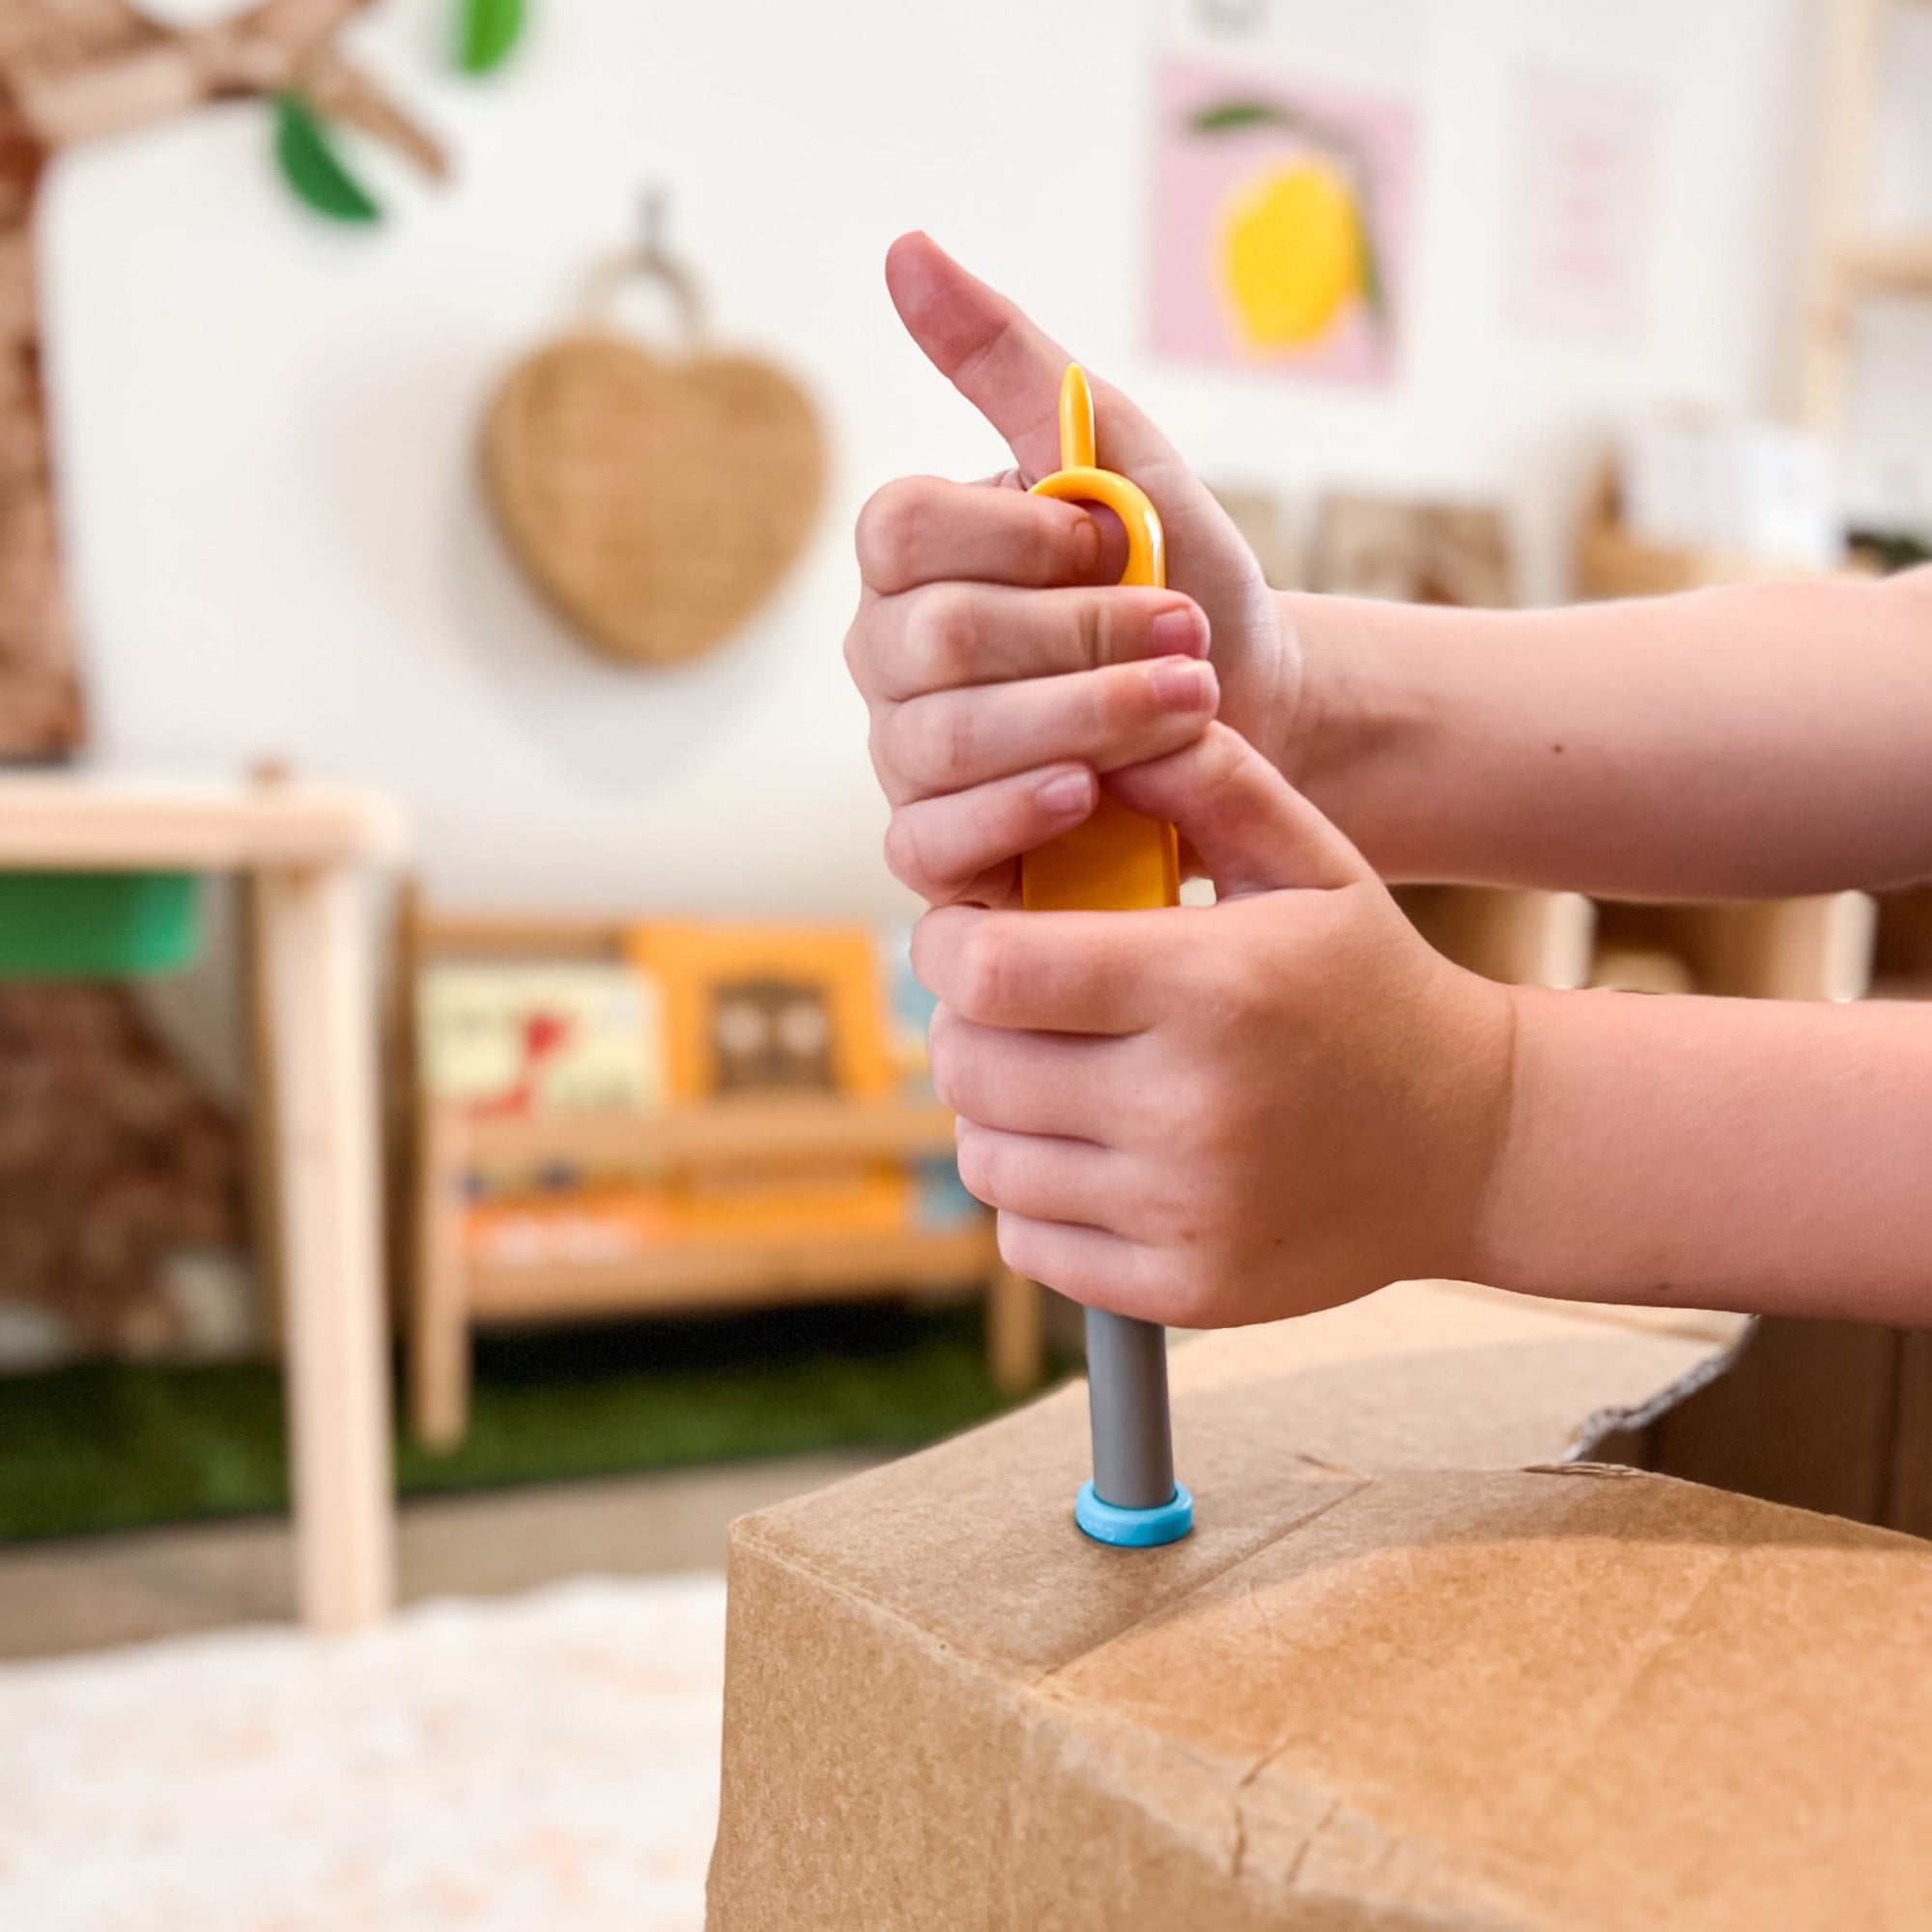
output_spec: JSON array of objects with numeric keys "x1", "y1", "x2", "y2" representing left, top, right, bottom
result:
[{"x1": 0, "y1": 775, "x2": 404, "y2": 1634}]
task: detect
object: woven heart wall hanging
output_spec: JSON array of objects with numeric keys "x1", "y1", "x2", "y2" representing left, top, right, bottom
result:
[{"x1": 482, "y1": 196, "x2": 827, "y2": 667}]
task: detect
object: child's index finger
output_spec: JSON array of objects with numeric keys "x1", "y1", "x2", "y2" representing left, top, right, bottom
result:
[{"x1": 912, "y1": 902, "x2": 1168, "y2": 1037}]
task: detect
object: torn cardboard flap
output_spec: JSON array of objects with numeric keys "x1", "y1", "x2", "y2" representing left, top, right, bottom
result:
[{"x1": 707, "y1": 1282, "x2": 1932, "y2": 1930}]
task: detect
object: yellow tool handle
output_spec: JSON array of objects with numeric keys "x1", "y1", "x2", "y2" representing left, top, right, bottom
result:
[{"x1": 1022, "y1": 365, "x2": 1180, "y2": 913}]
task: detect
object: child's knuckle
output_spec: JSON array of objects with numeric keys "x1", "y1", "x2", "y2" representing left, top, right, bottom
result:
[
  {"x1": 892, "y1": 695, "x2": 973, "y2": 787},
  {"x1": 925, "y1": 1013, "x2": 963, "y2": 1110},
  {"x1": 1072, "y1": 595, "x2": 1112, "y2": 670},
  {"x1": 855, "y1": 478, "x2": 932, "y2": 587},
  {"x1": 883, "y1": 809, "x2": 934, "y2": 891},
  {"x1": 954, "y1": 925, "x2": 1010, "y2": 1020},
  {"x1": 915, "y1": 585, "x2": 979, "y2": 685},
  {"x1": 1207, "y1": 950, "x2": 1271, "y2": 1032},
  {"x1": 953, "y1": 1128, "x2": 1001, "y2": 1207},
  {"x1": 1165, "y1": 1070, "x2": 1231, "y2": 1158},
  {"x1": 995, "y1": 1210, "x2": 1043, "y2": 1280}
]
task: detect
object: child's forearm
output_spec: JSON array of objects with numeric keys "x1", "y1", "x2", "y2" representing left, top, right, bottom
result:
[
  {"x1": 1289, "y1": 570, "x2": 1932, "y2": 897},
  {"x1": 1478, "y1": 987, "x2": 1932, "y2": 1321}
]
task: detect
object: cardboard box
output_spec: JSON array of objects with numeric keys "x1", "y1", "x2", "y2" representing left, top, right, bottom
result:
[{"x1": 707, "y1": 1282, "x2": 1932, "y2": 1929}]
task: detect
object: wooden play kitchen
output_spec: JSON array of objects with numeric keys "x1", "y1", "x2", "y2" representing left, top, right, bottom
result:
[{"x1": 0, "y1": 770, "x2": 403, "y2": 1634}]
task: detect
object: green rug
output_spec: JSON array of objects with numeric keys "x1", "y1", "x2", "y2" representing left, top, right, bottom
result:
[{"x1": 0, "y1": 1302, "x2": 1059, "y2": 1545}]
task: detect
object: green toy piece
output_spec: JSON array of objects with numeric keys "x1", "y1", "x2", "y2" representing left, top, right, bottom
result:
[
  {"x1": 273, "y1": 95, "x2": 381, "y2": 224},
  {"x1": 457, "y1": 0, "x2": 526, "y2": 75}
]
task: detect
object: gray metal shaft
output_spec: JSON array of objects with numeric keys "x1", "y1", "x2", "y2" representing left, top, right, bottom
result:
[{"x1": 1085, "y1": 1308, "x2": 1176, "y2": 1509}]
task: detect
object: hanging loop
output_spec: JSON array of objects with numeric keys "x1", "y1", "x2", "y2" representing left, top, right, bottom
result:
[{"x1": 579, "y1": 184, "x2": 710, "y2": 349}]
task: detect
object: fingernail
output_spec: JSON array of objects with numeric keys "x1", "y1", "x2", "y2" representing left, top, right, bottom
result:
[
  {"x1": 1150, "y1": 607, "x2": 1208, "y2": 658},
  {"x1": 1037, "y1": 768, "x2": 1094, "y2": 818},
  {"x1": 1151, "y1": 656, "x2": 1216, "y2": 713}
]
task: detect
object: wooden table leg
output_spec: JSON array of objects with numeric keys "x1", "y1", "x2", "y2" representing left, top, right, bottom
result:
[
  {"x1": 411, "y1": 1102, "x2": 472, "y2": 1450},
  {"x1": 259, "y1": 861, "x2": 395, "y2": 1633},
  {"x1": 987, "y1": 1264, "x2": 1044, "y2": 1396}
]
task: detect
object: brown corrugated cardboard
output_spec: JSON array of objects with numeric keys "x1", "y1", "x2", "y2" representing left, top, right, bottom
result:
[{"x1": 706, "y1": 1281, "x2": 1932, "y2": 1930}]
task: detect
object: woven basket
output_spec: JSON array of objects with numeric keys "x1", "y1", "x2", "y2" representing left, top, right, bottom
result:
[{"x1": 483, "y1": 221, "x2": 826, "y2": 667}]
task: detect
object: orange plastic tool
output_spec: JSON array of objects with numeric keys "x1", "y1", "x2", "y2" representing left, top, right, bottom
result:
[
  {"x1": 1022, "y1": 364, "x2": 1193, "y2": 1549},
  {"x1": 1022, "y1": 366, "x2": 1181, "y2": 916}
]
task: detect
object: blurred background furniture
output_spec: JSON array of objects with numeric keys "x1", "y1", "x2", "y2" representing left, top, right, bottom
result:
[
  {"x1": 396, "y1": 902, "x2": 1041, "y2": 1450},
  {"x1": 1797, "y1": 0, "x2": 1932, "y2": 437},
  {"x1": 0, "y1": 772, "x2": 403, "y2": 1633}
]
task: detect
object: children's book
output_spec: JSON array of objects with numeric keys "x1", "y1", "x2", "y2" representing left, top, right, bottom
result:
[{"x1": 419, "y1": 964, "x2": 663, "y2": 1117}]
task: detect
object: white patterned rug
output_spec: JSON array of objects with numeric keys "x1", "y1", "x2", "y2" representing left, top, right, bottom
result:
[{"x1": 0, "y1": 1576, "x2": 727, "y2": 1932}]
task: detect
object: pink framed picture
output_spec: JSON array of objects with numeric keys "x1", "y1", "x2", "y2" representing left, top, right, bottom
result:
[{"x1": 1150, "y1": 57, "x2": 1417, "y2": 385}]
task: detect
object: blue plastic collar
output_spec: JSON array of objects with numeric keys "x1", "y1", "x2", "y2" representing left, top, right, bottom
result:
[{"x1": 1074, "y1": 1480, "x2": 1194, "y2": 1548}]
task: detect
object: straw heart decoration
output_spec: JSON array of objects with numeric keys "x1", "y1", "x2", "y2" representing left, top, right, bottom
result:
[{"x1": 482, "y1": 198, "x2": 826, "y2": 668}]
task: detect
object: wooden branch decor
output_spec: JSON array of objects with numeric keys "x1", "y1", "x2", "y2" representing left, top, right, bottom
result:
[
  {"x1": 482, "y1": 194, "x2": 826, "y2": 668},
  {"x1": 0, "y1": 0, "x2": 445, "y2": 756}
]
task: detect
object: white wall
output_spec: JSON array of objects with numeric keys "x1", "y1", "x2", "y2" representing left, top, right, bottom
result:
[{"x1": 43, "y1": 0, "x2": 1819, "y2": 923}]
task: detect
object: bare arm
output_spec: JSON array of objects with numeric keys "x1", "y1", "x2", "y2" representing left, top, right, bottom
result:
[
  {"x1": 1289, "y1": 569, "x2": 1932, "y2": 899},
  {"x1": 1482, "y1": 987, "x2": 1932, "y2": 1321}
]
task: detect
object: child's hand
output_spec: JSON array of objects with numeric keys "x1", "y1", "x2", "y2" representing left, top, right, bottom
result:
[
  {"x1": 915, "y1": 724, "x2": 1519, "y2": 1324},
  {"x1": 847, "y1": 234, "x2": 1298, "y2": 909}
]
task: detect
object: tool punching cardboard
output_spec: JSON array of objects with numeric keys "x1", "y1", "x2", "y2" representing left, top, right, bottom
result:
[{"x1": 1023, "y1": 364, "x2": 1192, "y2": 1548}]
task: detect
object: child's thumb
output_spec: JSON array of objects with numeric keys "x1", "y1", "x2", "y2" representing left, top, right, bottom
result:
[
  {"x1": 1102, "y1": 724, "x2": 1370, "y2": 899},
  {"x1": 886, "y1": 232, "x2": 1178, "y2": 484}
]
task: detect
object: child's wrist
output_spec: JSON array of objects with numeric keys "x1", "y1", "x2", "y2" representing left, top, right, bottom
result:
[
  {"x1": 1276, "y1": 591, "x2": 1434, "y2": 871},
  {"x1": 1469, "y1": 984, "x2": 1650, "y2": 1306},
  {"x1": 1466, "y1": 980, "x2": 1543, "y2": 1294}
]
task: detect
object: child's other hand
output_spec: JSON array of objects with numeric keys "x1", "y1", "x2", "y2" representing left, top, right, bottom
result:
[
  {"x1": 847, "y1": 234, "x2": 1296, "y2": 909},
  {"x1": 916, "y1": 724, "x2": 1518, "y2": 1324}
]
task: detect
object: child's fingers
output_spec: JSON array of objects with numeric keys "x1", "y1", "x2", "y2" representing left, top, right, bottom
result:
[
  {"x1": 914, "y1": 905, "x2": 1156, "y2": 1035},
  {"x1": 880, "y1": 657, "x2": 1218, "y2": 803},
  {"x1": 884, "y1": 233, "x2": 1178, "y2": 482},
  {"x1": 952, "y1": 1122, "x2": 1125, "y2": 1229},
  {"x1": 993, "y1": 1213, "x2": 1176, "y2": 1321},
  {"x1": 855, "y1": 477, "x2": 1105, "y2": 596},
  {"x1": 926, "y1": 1008, "x2": 1131, "y2": 1140},
  {"x1": 883, "y1": 766, "x2": 1094, "y2": 904},
  {"x1": 855, "y1": 582, "x2": 1208, "y2": 703},
  {"x1": 1104, "y1": 723, "x2": 1369, "y2": 897}
]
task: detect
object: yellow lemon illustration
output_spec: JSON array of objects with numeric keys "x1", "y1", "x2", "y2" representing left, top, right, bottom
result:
[{"x1": 1217, "y1": 158, "x2": 1366, "y2": 351}]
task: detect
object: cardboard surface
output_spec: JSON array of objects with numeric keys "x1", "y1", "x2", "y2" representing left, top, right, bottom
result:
[{"x1": 707, "y1": 1282, "x2": 1932, "y2": 1930}]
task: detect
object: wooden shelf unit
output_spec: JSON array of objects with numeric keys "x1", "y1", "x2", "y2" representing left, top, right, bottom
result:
[
  {"x1": 1797, "y1": 0, "x2": 1932, "y2": 433},
  {"x1": 398, "y1": 899, "x2": 1042, "y2": 1449},
  {"x1": 1838, "y1": 233, "x2": 1932, "y2": 298}
]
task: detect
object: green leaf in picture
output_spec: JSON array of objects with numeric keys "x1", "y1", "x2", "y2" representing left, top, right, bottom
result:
[
  {"x1": 273, "y1": 95, "x2": 381, "y2": 224},
  {"x1": 1192, "y1": 100, "x2": 1292, "y2": 134},
  {"x1": 458, "y1": 0, "x2": 526, "y2": 74}
]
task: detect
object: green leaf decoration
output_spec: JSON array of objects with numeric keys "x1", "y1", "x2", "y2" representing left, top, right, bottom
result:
[
  {"x1": 458, "y1": 0, "x2": 526, "y2": 74},
  {"x1": 1191, "y1": 99, "x2": 1347, "y2": 147},
  {"x1": 273, "y1": 96, "x2": 380, "y2": 224},
  {"x1": 1191, "y1": 100, "x2": 1297, "y2": 134}
]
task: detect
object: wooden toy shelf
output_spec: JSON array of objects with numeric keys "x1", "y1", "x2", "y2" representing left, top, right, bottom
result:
[{"x1": 399, "y1": 900, "x2": 1042, "y2": 1449}]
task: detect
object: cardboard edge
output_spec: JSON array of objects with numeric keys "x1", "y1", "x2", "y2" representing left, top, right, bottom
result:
[{"x1": 1566, "y1": 1315, "x2": 1759, "y2": 1462}]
